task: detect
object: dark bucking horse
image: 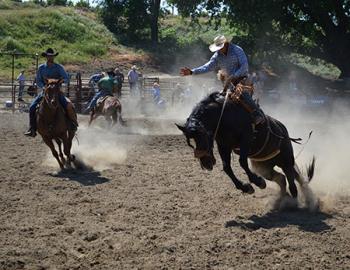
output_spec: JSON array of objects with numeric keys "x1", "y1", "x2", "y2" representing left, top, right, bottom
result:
[
  {"x1": 88, "y1": 96, "x2": 125, "y2": 127},
  {"x1": 177, "y1": 92, "x2": 316, "y2": 200},
  {"x1": 37, "y1": 79, "x2": 76, "y2": 170}
]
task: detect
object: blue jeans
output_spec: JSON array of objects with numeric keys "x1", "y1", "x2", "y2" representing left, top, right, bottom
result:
[
  {"x1": 18, "y1": 84, "x2": 24, "y2": 98},
  {"x1": 29, "y1": 92, "x2": 68, "y2": 129},
  {"x1": 86, "y1": 90, "x2": 111, "y2": 111}
]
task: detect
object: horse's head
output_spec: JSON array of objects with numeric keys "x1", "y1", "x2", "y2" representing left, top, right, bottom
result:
[
  {"x1": 176, "y1": 117, "x2": 216, "y2": 171},
  {"x1": 43, "y1": 78, "x2": 64, "y2": 108}
]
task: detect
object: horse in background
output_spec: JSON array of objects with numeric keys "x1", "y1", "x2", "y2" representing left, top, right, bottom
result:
[
  {"x1": 37, "y1": 79, "x2": 76, "y2": 170},
  {"x1": 88, "y1": 96, "x2": 126, "y2": 127},
  {"x1": 177, "y1": 91, "x2": 316, "y2": 204}
]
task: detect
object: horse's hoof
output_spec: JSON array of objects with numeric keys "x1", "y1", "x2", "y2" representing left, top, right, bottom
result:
[
  {"x1": 242, "y1": 183, "x2": 255, "y2": 194},
  {"x1": 253, "y1": 176, "x2": 266, "y2": 189}
]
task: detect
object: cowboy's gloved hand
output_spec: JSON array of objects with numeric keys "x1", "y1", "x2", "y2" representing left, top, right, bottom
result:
[{"x1": 180, "y1": 67, "x2": 193, "y2": 76}]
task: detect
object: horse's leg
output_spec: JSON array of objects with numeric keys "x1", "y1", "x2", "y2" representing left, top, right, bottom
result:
[
  {"x1": 112, "y1": 111, "x2": 118, "y2": 126},
  {"x1": 251, "y1": 160, "x2": 287, "y2": 196},
  {"x1": 218, "y1": 144, "x2": 254, "y2": 194},
  {"x1": 43, "y1": 137, "x2": 64, "y2": 170},
  {"x1": 282, "y1": 165, "x2": 298, "y2": 198},
  {"x1": 239, "y1": 137, "x2": 266, "y2": 189},
  {"x1": 61, "y1": 135, "x2": 73, "y2": 168},
  {"x1": 54, "y1": 138, "x2": 66, "y2": 165},
  {"x1": 88, "y1": 110, "x2": 97, "y2": 126}
]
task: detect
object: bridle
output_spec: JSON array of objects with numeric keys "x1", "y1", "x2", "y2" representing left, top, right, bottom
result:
[
  {"x1": 43, "y1": 83, "x2": 60, "y2": 110},
  {"x1": 186, "y1": 121, "x2": 214, "y2": 159}
]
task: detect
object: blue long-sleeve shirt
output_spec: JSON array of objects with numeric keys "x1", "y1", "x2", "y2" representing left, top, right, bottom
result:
[
  {"x1": 192, "y1": 43, "x2": 248, "y2": 77},
  {"x1": 36, "y1": 62, "x2": 69, "y2": 89}
]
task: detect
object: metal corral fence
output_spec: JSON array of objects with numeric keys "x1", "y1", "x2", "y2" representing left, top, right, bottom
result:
[{"x1": 0, "y1": 73, "x2": 219, "y2": 113}]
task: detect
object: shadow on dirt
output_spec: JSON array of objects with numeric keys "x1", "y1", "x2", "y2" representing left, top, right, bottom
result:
[
  {"x1": 48, "y1": 156, "x2": 110, "y2": 186},
  {"x1": 225, "y1": 209, "x2": 333, "y2": 233}
]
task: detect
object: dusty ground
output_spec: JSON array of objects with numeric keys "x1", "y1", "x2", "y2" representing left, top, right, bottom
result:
[{"x1": 0, "y1": 111, "x2": 350, "y2": 270}]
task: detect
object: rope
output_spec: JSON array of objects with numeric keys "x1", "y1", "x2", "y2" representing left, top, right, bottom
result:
[
  {"x1": 213, "y1": 91, "x2": 230, "y2": 140},
  {"x1": 294, "y1": 131, "x2": 313, "y2": 159}
]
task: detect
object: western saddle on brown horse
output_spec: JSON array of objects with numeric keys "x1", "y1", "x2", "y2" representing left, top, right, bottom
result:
[{"x1": 37, "y1": 79, "x2": 77, "y2": 169}]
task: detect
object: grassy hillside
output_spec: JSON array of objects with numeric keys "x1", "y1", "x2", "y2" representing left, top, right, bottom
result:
[
  {"x1": 0, "y1": 0, "x2": 128, "y2": 78},
  {"x1": 0, "y1": 1, "x2": 340, "y2": 82}
]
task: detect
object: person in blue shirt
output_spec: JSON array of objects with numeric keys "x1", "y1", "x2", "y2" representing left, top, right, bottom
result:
[
  {"x1": 180, "y1": 35, "x2": 264, "y2": 125},
  {"x1": 151, "y1": 82, "x2": 161, "y2": 104},
  {"x1": 88, "y1": 72, "x2": 104, "y2": 90},
  {"x1": 24, "y1": 48, "x2": 78, "y2": 137}
]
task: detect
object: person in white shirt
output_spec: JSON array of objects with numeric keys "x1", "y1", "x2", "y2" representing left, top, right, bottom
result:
[{"x1": 17, "y1": 70, "x2": 25, "y2": 102}]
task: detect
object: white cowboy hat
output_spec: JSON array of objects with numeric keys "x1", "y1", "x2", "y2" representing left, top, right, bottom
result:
[{"x1": 209, "y1": 35, "x2": 227, "y2": 52}]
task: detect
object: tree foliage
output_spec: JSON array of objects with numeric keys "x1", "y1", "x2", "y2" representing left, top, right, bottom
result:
[
  {"x1": 169, "y1": 0, "x2": 350, "y2": 78},
  {"x1": 98, "y1": 0, "x2": 161, "y2": 44}
]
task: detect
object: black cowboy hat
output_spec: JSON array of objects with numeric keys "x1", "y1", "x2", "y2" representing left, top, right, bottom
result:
[{"x1": 41, "y1": 48, "x2": 59, "y2": 57}]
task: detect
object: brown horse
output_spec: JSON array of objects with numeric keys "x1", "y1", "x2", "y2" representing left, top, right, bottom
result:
[
  {"x1": 88, "y1": 96, "x2": 125, "y2": 127},
  {"x1": 37, "y1": 79, "x2": 76, "y2": 170}
]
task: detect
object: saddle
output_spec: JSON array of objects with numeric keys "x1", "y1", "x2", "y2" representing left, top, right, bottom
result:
[
  {"x1": 233, "y1": 116, "x2": 284, "y2": 161},
  {"x1": 213, "y1": 82, "x2": 255, "y2": 105},
  {"x1": 96, "y1": 95, "x2": 113, "y2": 106}
]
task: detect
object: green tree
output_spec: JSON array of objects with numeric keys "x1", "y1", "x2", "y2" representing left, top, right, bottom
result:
[
  {"x1": 170, "y1": 0, "x2": 350, "y2": 78},
  {"x1": 99, "y1": 0, "x2": 161, "y2": 45}
]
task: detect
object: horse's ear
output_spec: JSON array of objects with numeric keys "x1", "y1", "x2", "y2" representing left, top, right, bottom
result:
[
  {"x1": 44, "y1": 78, "x2": 48, "y2": 85},
  {"x1": 175, "y1": 123, "x2": 187, "y2": 133},
  {"x1": 58, "y1": 78, "x2": 64, "y2": 85}
]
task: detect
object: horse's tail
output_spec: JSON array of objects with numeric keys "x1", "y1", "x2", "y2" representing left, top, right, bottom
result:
[
  {"x1": 306, "y1": 156, "x2": 316, "y2": 182},
  {"x1": 294, "y1": 156, "x2": 316, "y2": 183}
]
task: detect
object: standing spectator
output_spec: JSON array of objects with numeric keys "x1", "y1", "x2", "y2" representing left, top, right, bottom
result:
[
  {"x1": 17, "y1": 70, "x2": 25, "y2": 102},
  {"x1": 151, "y1": 82, "x2": 161, "y2": 104},
  {"x1": 128, "y1": 65, "x2": 139, "y2": 96},
  {"x1": 114, "y1": 67, "x2": 124, "y2": 98}
]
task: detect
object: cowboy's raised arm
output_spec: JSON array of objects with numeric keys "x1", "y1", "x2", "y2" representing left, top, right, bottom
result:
[
  {"x1": 232, "y1": 45, "x2": 248, "y2": 78},
  {"x1": 191, "y1": 53, "x2": 218, "y2": 75}
]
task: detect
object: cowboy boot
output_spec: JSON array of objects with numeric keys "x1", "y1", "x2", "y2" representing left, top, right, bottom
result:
[
  {"x1": 24, "y1": 110, "x2": 37, "y2": 137},
  {"x1": 240, "y1": 91, "x2": 265, "y2": 125},
  {"x1": 66, "y1": 103, "x2": 78, "y2": 132}
]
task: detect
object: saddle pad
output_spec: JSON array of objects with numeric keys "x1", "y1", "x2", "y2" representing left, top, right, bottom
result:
[{"x1": 97, "y1": 95, "x2": 111, "y2": 106}]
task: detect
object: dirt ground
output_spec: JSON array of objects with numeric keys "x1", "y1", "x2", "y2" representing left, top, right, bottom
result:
[{"x1": 0, "y1": 111, "x2": 350, "y2": 270}]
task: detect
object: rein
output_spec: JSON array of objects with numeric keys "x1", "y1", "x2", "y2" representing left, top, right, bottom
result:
[{"x1": 213, "y1": 90, "x2": 230, "y2": 140}]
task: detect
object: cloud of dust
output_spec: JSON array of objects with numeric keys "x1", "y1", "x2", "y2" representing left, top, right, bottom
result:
[
  {"x1": 44, "y1": 122, "x2": 143, "y2": 171},
  {"x1": 262, "y1": 81, "x2": 350, "y2": 199}
]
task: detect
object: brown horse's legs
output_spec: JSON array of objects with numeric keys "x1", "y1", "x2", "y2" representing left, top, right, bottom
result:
[
  {"x1": 61, "y1": 136, "x2": 73, "y2": 168},
  {"x1": 43, "y1": 137, "x2": 64, "y2": 170},
  {"x1": 55, "y1": 138, "x2": 66, "y2": 165},
  {"x1": 88, "y1": 110, "x2": 97, "y2": 126}
]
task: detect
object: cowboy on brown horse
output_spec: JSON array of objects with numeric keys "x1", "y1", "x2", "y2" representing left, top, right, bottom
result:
[
  {"x1": 37, "y1": 79, "x2": 76, "y2": 169},
  {"x1": 84, "y1": 71, "x2": 125, "y2": 126},
  {"x1": 24, "y1": 48, "x2": 78, "y2": 137}
]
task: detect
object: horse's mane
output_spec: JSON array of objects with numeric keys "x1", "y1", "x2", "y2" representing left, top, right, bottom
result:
[{"x1": 189, "y1": 92, "x2": 221, "y2": 120}]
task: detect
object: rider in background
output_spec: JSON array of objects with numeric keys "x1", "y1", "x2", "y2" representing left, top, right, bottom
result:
[
  {"x1": 88, "y1": 72, "x2": 104, "y2": 93},
  {"x1": 85, "y1": 71, "x2": 117, "y2": 112},
  {"x1": 24, "y1": 48, "x2": 77, "y2": 137},
  {"x1": 180, "y1": 35, "x2": 264, "y2": 125}
]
